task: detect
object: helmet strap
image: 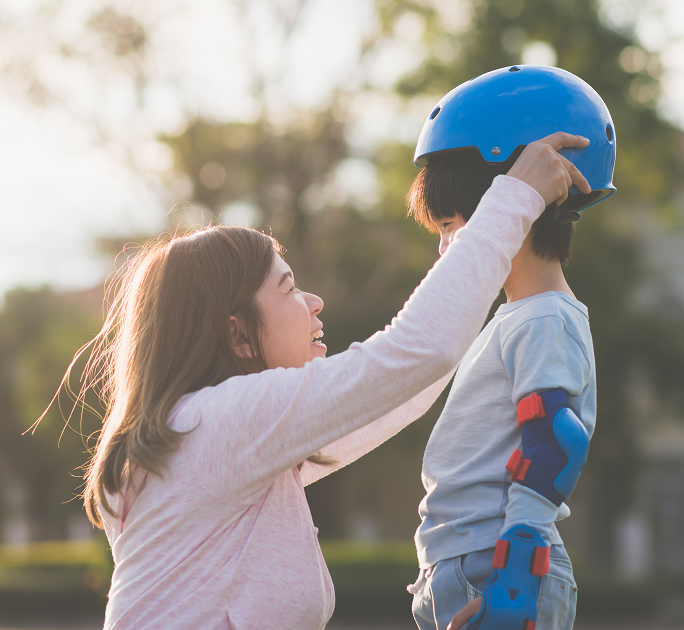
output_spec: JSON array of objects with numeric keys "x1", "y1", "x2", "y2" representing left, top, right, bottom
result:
[{"x1": 547, "y1": 202, "x2": 581, "y2": 224}]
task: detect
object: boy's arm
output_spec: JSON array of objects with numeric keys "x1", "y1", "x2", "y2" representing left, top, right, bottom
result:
[
  {"x1": 466, "y1": 313, "x2": 593, "y2": 630},
  {"x1": 501, "y1": 314, "x2": 593, "y2": 541}
]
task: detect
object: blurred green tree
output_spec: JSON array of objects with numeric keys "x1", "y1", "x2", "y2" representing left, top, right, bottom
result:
[{"x1": 0, "y1": 288, "x2": 102, "y2": 541}]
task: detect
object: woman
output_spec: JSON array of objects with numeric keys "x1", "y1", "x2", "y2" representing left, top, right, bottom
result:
[{"x1": 63, "y1": 133, "x2": 588, "y2": 629}]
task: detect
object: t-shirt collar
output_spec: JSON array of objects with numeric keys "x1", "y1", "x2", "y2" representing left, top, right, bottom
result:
[{"x1": 495, "y1": 291, "x2": 588, "y2": 317}]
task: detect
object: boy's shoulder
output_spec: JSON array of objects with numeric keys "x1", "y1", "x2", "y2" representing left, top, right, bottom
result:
[{"x1": 495, "y1": 291, "x2": 590, "y2": 345}]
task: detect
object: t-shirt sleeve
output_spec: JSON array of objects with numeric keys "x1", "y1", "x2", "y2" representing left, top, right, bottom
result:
[
  {"x1": 500, "y1": 312, "x2": 592, "y2": 543},
  {"x1": 502, "y1": 314, "x2": 591, "y2": 406}
]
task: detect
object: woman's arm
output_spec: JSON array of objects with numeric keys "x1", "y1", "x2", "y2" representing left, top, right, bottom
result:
[
  {"x1": 188, "y1": 176, "x2": 545, "y2": 500},
  {"x1": 299, "y1": 368, "x2": 456, "y2": 486}
]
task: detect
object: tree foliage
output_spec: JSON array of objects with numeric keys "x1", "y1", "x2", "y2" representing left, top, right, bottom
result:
[{"x1": 0, "y1": 288, "x2": 102, "y2": 540}]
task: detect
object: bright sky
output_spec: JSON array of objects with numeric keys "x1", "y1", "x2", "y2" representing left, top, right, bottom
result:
[
  {"x1": 0, "y1": 0, "x2": 379, "y2": 298},
  {"x1": 1, "y1": 0, "x2": 683, "y2": 299}
]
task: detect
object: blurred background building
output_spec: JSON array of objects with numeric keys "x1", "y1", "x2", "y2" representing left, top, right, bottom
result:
[{"x1": 0, "y1": 0, "x2": 683, "y2": 626}]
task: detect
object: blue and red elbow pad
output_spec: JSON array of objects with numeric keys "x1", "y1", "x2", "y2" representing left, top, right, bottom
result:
[
  {"x1": 506, "y1": 388, "x2": 590, "y2": 507},
  {"x1": 467, "y1": 389, "x2": 589, "y2": 630}
]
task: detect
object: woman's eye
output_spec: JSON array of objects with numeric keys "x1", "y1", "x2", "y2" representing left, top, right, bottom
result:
[
  {"x1": 442, "y1": 222, "x2": 452, "y2": 229},
  {"x1": 288, "y1": 284, "x2": 298, "y2": 293}
]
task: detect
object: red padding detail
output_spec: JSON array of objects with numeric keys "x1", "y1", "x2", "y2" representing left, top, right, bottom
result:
[
  {"x1": 517, "y1": 392, "x2": 546, "y2": 426},
  {"x1": 492, "y1": 539, "x2": 510, "y2": 570},
  {"x1": 530, "y1": 545, "x2": 550, "y2": 576},
  {"x1": 505, "y1": 449, "x2": 522, "y2": 474},
  {"x1": 522, "y1": 621, "x2": 537, "y2": 630},
  {"x1": 506, "y1": 449, "x2": 532, "y2": 481}
]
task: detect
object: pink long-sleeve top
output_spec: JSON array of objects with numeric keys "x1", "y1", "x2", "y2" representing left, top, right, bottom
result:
[{"x1": 100, "y1": 175, "x2": 544, "y2": 629}]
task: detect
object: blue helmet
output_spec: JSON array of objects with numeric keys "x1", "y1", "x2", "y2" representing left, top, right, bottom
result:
[{"x1": 414, "y1": 65, "x2": 616, "y2": 215}]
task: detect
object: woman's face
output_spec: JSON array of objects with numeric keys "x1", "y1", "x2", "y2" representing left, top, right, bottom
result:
[{"x1": 255, "y1": 254, "x2": 326, "y2": 369}]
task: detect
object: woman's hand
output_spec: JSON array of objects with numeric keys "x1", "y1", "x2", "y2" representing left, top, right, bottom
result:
[
  {"x1": 446, "y1": 595, "x2": 483, "y2": 630},
  {"x1": 506, "y1": 132, "x2": 591, "y2": 207}
]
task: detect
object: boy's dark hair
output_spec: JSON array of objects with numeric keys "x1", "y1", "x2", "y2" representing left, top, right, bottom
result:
[{"x1": 407, "y1": 148, "x2": 573, "y2": 264}]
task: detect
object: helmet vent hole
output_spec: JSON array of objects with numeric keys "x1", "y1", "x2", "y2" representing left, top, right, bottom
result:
[
  {"x1": 509, "y1": 66, "x2": 521, "y2": 72},
  {"x1": 430, "y1": 106, "x2": 441, "y2": 120},
  {"x1": 606, "y1": 124, "x2": 613, "y2": 141}
]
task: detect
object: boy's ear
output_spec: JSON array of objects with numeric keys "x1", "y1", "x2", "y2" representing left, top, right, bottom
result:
[{"x1": 229, "y1": 315, "x2": 254, "y2": 359}]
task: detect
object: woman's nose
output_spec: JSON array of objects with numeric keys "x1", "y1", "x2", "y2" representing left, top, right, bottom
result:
[{"x1": 306, "y1": 292, "x2": 324, "y2": 316}]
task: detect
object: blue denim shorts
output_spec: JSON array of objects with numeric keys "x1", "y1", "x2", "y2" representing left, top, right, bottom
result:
[{"x1": 409, "y1": 545, "x2": 577, "y2": 630}]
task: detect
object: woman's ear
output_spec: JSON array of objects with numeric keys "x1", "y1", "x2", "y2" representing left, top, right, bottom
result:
[{"x1": 229, "y1": 316, "x2": 254, "y2": 359}]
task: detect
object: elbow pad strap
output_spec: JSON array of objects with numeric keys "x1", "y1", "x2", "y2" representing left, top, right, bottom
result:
[
  {"x1": 468, "y1": 525, "x2": 549, "y2": 630},
  {"x1": 506, "y1": 389, "x2": 590, "y2": 506}
]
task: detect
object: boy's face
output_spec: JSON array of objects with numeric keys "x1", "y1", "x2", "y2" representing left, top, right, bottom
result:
[{"x1": 432, "y1": 214, "x2": 466, "y2": 256}]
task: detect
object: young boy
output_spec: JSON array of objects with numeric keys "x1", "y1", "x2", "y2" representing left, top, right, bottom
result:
[{"x1": 406, "y1": 66, "x2": 617, "y2": 630}]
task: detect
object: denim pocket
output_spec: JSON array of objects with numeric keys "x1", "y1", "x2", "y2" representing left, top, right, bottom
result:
[
  {"x1": 537, "y1": 572, "x2": 578, "y2": 630},
  {"x1": 538, "y1": 549, "x2": 578, "y2": 630},
  {"x1": 547, "y1": 545, "x2": 577, "y2": 584},
  {"x1": 455, "y1": 548, "x2": 495, "y2": 602},
  {"x1": 454, "y1": 545, "x2": 578, "y2": 629}
]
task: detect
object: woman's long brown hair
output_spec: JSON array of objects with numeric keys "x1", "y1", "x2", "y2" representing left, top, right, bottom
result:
[{"x1": 60, "y1": 226, "x2": 280, "y2": 528}]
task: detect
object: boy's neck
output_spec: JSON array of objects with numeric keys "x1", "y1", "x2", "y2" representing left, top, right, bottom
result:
[{"x1": 503, "y1": 237, "x2": 574, "y2": 303}]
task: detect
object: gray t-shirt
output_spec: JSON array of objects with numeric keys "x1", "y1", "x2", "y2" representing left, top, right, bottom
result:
[{"x1": 415, "y1": 291, "x2": 596, "y2": 569}]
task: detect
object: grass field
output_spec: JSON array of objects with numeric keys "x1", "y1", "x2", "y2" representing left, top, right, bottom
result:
[{"x1": 0, "y1": 539, "x2": 678, "y2": 629}]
